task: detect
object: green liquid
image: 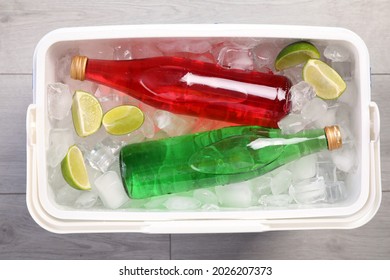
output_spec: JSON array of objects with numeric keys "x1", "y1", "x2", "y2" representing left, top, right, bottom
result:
[{"x1": 120, "y1": 125, "x2": 329, "y2": 199}]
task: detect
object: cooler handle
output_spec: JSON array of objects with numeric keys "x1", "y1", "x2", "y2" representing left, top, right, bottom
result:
[
  {"x1": 26, "y1": 104, "x2": 37, "y2": 146},
  {"x1": 369, "y1": 102, "x2": 380, "y2": 142},
  {"x1": 144, "y1": 220, "x2": 270, "y2": 234}
]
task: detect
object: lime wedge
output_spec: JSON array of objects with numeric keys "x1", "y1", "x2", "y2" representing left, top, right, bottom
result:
[
  {"x1": 303, "y1": 59, "x2": 347, "y2": 100},
  {"x1": 275, "y1": 41, "x2": 320, "y2": 71},
  {"x1": 102, "y1": 105, "x2": 144, "y2": 135},
  {"x1": 61, "y1": 145, "x2": 91, "y2": 191},
  {"x1": 72, "y1": 90, "x2": 103, "y2": 137}
]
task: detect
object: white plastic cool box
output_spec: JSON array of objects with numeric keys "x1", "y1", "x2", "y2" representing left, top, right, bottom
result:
[{"x1": 26, "y1": 24, "x2": 381, "y2": 234}]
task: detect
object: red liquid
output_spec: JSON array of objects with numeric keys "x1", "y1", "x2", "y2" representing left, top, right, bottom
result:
[{"x1": 84, "y1": 56, "x2": 292, "y2": 127}]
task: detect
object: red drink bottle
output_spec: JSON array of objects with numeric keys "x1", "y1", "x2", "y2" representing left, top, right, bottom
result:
[{"x1": 71, "y1": 56, "x2": 292, "y2": 127}]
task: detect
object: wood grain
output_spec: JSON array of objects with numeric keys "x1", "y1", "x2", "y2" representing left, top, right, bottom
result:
[
  {"x1": 0, "y1": 194, "x2": 170, "y2": 259},
  {"x1": 0, "y1": 0, "x2": 388, "y2": 260},
  {"x1": 0, "y1": 0, "x2": 389, "y2": 74},
  {"x1": 171, "y1": 192, "x2": 390, "y2": 260},
  {"x1": 0, "y1": 75, "x2": 32, "y2": 194},
  {"x1": 371, "y1": 75, "x2": 389, "y2": 191}
]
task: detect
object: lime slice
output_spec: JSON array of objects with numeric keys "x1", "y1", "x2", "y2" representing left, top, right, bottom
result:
[
  {"x1": 71, "y1": 90, "x2": 103, "y2": 137},
  {"x1": 275, "y1": 41, "x2": 320, "y2": 71},
  {"x1": 303, "y1": 59, "x2": 347, "y2": 100},
  {"x1": 61, "y1": 145, "x2": 91, "y2": 190},
  {"x1": 102, "y1": 105, "x2": 145, "y2": 135}
]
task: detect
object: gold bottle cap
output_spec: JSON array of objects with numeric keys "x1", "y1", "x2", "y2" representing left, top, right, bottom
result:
[
  {"x1": 70, "y1": 55, "x2": 88, "y2": 81},
  {"x1": 324, "y1": 125, "x2": 342, "y2": 151}
]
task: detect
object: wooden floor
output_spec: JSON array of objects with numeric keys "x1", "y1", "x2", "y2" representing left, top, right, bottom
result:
[{"x1": 0, "y1": 0, "x2": 389, "y2": 259}]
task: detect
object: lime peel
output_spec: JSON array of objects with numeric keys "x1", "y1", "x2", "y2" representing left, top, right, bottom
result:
[
  {"x1": 302, "y1": 58, "x2": 347, "y2": 100},
  {"x1": 72, "y1": 90, "x2": 103, "y2": 137},
  {"x1": 102, "y1": 105, "x2": 145, "y2": 135},
  {"x1": 61, "y1": 145, "x2": 91, "y2": 191},
  {"x1": 275, "y1": 41, "x2": 320, "y2": 71}
]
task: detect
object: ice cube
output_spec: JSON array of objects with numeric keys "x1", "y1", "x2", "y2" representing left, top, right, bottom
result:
[
  {"x1": 131, "y1": 42, "x2": 163, "y2": 59},
  {"x1": 56, "y1": 48, "x2": 79, "y2": 83},
  {"x1": 338, "y1": 82, "x2": 356, "y2": 106},
  {"x1": 84, "y1": 142, "x2": 117, "y2": 173},
  {"x1": 313, "y1": 106, "x2": 337, "y2": 128},
  {"x1": 152, "y1": 130, "x2": 170, "y2": 140},
  {"x1": 116, "y1": 130, "x2": 146, "y2": 146},
  {"x1": 324, "y1": 45, "x2": 350, "y2": 62},
  {"x1": 278, "y1": 113, "x2": 307, "y2": 134},
  {"x1": 113, "y1": 45, "x2": 132, "y2": 60},
  {"x1": 252, "y1": 42, "x2": 279, "y2": 70},
  {"x1": 336, "y1": 169, "x2": 348, "y2": 182},
  {"x1": 185, "y1": 52, "x2": 216, "y2": 63},
  {"x1": 330, "y1": 144, "x2": 356, "y2": 172},
  {"x1": 120, "y1": 90, "x2": 140, "y2": 106},
  {"x1": 201, "y1": 204, "x2": 220, "y2": 211},
  {"x1": 75, "y1": 127, "x2": 108, "y2": 150},
  {"x1": 154, "y1": 110, "x2": 197, "y2": 137},
  {"x1": 79, "y1": 44, "x2": 114, "y2": 59},
  {"x1": 144, "y1": 196, "x2": 169, "y2": 209},
  {"x1": 224, "y1": 38, "x2": 261, "y2": 49},
  {"x1": 108, "y1": 158, "x2": 121, "y2": 175},
  {"x1": 140, "y1": 114, "x2": 155, "y2": 139},
  {"x1": 56, "y1": 185, "x2": 82, "y2": 206},
  {"x1": 330, "y1": 61, "x2": 353, "y2": 81},
  {"x1": 163, "y1": 196, "x2": 201, "y2": 210},
  {"x1": 325, "y1": 181, "x2": 347, "y2": 203},
  {"x1": 50, "y1": 113, "x2": 73, "y2": 130},
  {"x1": 55, "y1": 48, "x2": 97, "y2": 93},
  {"x1": 47, "y1": 128, "x2": 74, "y2": 168},
  {"x1": 271, "y1": 169, "x2": 292, "y2": 195},
  {"x1": 316, "y1": 161, "x2": 338, "y2": 182},
  {"x1": 121, "y1": 199, "x2": 147, "y2": 209},
  {"x1": 94, "y1": 85, "x2": 112, "y2": 101},
  {"x1": 100, "y1": 137, "x2": 122, "y2": 155},
  {"x1": 47, "y1": 83, "x2": 73, "y2": 120},
  {"x1": 251, "y1": 175, "x2": 272, "y2": 196},
  {"x1": 301, "y1": 97, "x2": 328, "y2": 123},
  {"x1": 215, "y1": 182, "x2": 252, "y2": 208},
  {"x1": 95, "y1": 86, "x2": 122, "y2": 112},
  {"x1": 289, "y1": 81, "x2": 316, "y2": 113},
  {"x1": 289, "y1": 154, "x2": 317, "y2": 182},
  {"x1": 280, "y1": 65, "x2": 304, "y2": 85},
  {"x1": 335, "y1": 102, "x2": 352, "y2": 128},
  {"x1": 158, "y1": 39, "x2": 212, "y2": 54},
  {"x1": 338, "y1": 124, "x2": 354, "y2": 145},
  {"x1": 258, "y1": 194, "x2": 293, "y2": 207},
  {"x1": 193, "y1": 189, "x2": 218, "y2": 205},
  {"x1": 74, "y1": 191, "x2": 99, "y2": 209},
  {"x1": 289, "y1": 177, "x2": 327, "y2": 204},
  {"x1": 47, "y1": 166, "x2": 67, "y2": 190},
  {"x1": 217, "y1": 47, "x2": 254, "y2": 70},
  {"x1": 94, "y1": 171, "x2": 129, "y2": 209},
  {"x1": 86, "y1": 165, "x2": 103, "y2": 185}
]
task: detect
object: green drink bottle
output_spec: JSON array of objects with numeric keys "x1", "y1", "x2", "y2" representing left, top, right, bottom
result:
[{"x1": 119, "y1": 125, "x2": 342, "y2": 199}]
